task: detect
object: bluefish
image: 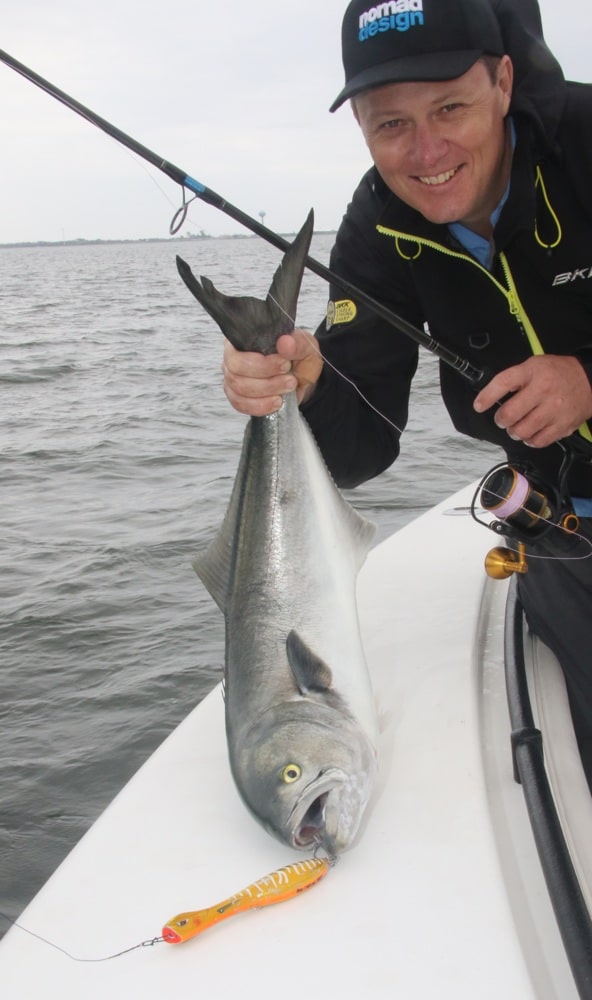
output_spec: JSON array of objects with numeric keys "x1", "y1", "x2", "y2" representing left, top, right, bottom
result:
[{"x1": 177, "y1": 212, "x2": 378, "y2": 856}]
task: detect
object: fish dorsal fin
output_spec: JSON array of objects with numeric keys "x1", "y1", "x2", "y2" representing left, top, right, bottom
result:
[{"x1": 286, "y1": 630, "x2": 333, "y2": 694}]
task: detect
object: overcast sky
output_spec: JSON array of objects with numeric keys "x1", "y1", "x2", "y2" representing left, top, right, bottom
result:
[{"x1": 1, "y1": 0, "x2": 590, "y2": 243}]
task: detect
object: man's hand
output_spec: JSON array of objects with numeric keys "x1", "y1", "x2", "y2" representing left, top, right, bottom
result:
[
  {"x1": 223, "y1": 329, "x2": 323, "y2": 416},
  {"x1": 473, "y1": 355, "x2": 592, "y2": 447}
]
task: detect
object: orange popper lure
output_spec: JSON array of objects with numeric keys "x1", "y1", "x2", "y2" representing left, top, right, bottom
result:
[{"x1": 162, "y1": 856, "x2": 331, "y2": 945}]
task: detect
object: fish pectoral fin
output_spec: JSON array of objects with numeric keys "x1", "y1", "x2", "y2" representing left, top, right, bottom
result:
[{"x1": 286, "y1": 630, "x2": 333, "y2": 694}]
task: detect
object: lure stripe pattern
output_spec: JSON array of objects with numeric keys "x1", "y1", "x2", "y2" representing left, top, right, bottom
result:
[{"x1": 162, "y1": 857, "x2": 331, "y2": 944}]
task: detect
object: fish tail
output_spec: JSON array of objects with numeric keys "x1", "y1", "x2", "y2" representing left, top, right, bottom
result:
[{"x1": 176, "y1": 210, "x2": 314, "y2": 355}]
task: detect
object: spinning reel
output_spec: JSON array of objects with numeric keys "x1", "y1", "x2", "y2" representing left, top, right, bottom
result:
[{"x1": 471, "y1": 463, "x2": 580, "y2": 579}]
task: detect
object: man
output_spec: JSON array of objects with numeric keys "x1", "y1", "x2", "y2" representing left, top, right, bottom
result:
[{"x1": 223, "y1": 0, "x2": 592, "y2": 779}]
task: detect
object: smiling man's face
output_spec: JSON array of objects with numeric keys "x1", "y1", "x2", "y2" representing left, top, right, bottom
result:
[{"x1": 353, "y1": 56, "x2": 514, "y2": 238}]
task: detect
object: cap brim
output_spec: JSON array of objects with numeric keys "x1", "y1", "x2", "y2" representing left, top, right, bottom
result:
[{"x1": 329, "y1": 49, "x2": 484, "y2": 112}]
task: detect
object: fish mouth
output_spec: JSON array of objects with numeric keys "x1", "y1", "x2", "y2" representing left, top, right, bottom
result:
[
  {"x1": 288, "y1": 768, "x2": 347, "y2": 851},
  {"x1": 293, "y1": 792, "x2": 329, "y2": 847}
]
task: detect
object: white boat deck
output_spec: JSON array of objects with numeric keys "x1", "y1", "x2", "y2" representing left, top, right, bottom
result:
[{"x1": 1, "y1": 483, "x2": 589, "y2": 998}]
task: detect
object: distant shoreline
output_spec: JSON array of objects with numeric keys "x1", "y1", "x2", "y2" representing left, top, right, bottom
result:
[{"x1": 0, "y1": 230, "x2": 337, "y2": 250}]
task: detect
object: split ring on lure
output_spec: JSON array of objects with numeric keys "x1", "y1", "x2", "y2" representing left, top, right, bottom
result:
[{"x1": 162, "y1": 856, "x2": 331, "y2": 944}]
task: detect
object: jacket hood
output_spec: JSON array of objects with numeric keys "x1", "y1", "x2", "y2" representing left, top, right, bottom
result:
[{"x1": 492, "y1": 0, "x2": 566, "y2": 152}]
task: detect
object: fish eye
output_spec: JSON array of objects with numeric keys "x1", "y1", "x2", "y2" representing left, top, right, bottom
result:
[
  {"x1": 178, "y1": 919, "x2": 188, "y2": 927},
  {"x1": 280, "y1": 763, "x2": 302, "y2": 784}
]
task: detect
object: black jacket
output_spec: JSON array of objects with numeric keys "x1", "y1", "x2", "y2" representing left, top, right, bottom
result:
[{"x1": 302, "y1": 1, "x2": 592, "y2": 497}]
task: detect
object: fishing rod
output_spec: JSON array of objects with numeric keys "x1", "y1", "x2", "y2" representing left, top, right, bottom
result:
[
  {"x1": 0, "y1": 46, "x2": 484, "y2": 386},
  {"x1": 2, "y1": 47, "x2": 592, "y2": 467}
]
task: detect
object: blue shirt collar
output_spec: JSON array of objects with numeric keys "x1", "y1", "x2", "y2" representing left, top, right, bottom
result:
[{"x1": 447, "y1": 117, "x2": 516, "y2": 269}]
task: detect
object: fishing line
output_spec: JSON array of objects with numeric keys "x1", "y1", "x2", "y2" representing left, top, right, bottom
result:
[
  {"x1": 122, "y1": 150, "x2": 180, "y2": 214},
  {"x1": 312, "y1": 343, "x2": 405, "y2": 437},
  {"x1": 267, "y1": 294, "x2": 404, "y2": 437},
  {"x1": 0, "y1": 910, "x2": 163, "y2": 962}
]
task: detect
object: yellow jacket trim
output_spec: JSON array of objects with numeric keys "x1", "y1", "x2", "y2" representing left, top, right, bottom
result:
[
  {"x1": 377, "y1": 224, "x2": 523, "y2": 315},
  {"x1": 534, "y1": 166, "x2": 562, "y2": 250}
]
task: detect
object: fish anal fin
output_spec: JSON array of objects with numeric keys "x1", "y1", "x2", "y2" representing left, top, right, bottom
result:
[
  {"x1": 192, "y1": 544, "x2": 232, "y2": 613},
  {"x1": 286, "y1": 630, "x2": 333, "y2": 694}
]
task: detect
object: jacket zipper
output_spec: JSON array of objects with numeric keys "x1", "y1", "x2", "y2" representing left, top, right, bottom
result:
[
  {"x1": 376, "y1": 224, "x2": 592, "y2": 444},
  {"x1": 497, "y1": 251, "x2": 544, "y2": 355},
  {"x1": 377, "y1": 224, "x2": 526, "y2": 322}
]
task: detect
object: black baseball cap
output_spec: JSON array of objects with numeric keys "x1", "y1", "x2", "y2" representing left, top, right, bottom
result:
[{"x1": 330, "y1": 0, "x2": 505, "y2": 112}]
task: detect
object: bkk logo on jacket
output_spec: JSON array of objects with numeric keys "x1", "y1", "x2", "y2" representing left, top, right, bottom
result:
[
  {"x1": 326, "y1": 299, "x2": 358, "y2": 329},
  {"x1": 358, "y1": 1, "x2": 424, "y2": 41},
  {"x1": 552, "y1": 267, "x2": 592, "y2": 286}
]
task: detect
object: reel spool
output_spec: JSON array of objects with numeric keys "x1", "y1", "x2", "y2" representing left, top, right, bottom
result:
[{"x1": 479, "y1": 466, "x2": 554, "y2": 536}]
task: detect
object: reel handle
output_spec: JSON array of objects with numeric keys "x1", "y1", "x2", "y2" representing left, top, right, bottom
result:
[{"x1": 484, "y1": 543, "x2": 528, "y2": 580}]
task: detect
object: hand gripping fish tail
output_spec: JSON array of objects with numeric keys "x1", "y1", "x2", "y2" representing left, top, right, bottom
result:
[{"x1": 178, "y1": 215, "x2": 379, "y2": 857}]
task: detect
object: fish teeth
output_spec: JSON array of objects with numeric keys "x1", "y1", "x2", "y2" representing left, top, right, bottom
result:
[{"x1": 418, "y1": 167, "x2": 459, "y2": 186}]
